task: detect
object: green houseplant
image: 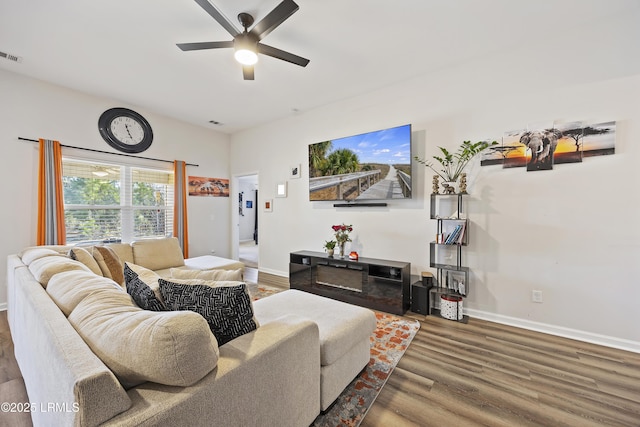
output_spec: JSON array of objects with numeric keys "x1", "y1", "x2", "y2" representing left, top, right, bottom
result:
[
  {"x1": 414, "y1": 140, "x2": 497, "y2": 182},
  {"x1": 323, "y1": 240, "x2": 337, "y2": 256}
]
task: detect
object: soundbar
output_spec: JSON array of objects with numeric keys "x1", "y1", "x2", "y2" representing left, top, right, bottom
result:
[{"x1": 333, "y1": 202, "x2": 388, "y2": 207}]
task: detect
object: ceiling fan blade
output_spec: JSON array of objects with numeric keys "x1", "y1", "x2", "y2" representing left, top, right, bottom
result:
[
  {"x1": 250, "y1": 0, "x2": 299, "y2": 41},
  {"x1": 258, "y1": 43, "x2": 310, "y2": 67},
  {"x1": 243, "y1": 65, "x2": 255, "y2": 80},
  {"x1": 193, "y1": 0, "x2": 240, "y2": 37},
  {"x1": 177, "y1": 41, "x2": 234, "y2": 51}
]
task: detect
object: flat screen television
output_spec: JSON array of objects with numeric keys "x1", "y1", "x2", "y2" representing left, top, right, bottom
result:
[{"x1": 308, "y1": 124, "x2": 412, "y2": 202}]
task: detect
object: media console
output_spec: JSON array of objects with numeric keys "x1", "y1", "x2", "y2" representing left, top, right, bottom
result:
[{"x1": 289, "y1": 250, "x2": 410, "y2": 315}]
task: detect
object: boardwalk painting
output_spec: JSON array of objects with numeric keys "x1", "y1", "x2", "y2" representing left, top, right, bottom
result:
[{"x1": 308, "y1": 124, "x2": 412, "y2": 201}]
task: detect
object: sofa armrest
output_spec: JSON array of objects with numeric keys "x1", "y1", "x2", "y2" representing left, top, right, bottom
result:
[
  {"x1": 7, "y1": 263, "x2": 131, "y2": 427},
  {"x1": 102, "y1": 315, "x2": 321, "y2": 427}
]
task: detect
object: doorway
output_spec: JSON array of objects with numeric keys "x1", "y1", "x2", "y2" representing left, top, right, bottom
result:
[{"x1": 237, "y1": 174, "x2": 259, "y2": 268}]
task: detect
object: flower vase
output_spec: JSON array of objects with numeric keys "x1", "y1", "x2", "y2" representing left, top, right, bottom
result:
[
  {"x1": 338, "y1": 242, "x2": 345, "y2": 258},
  {"x1": 327, "y1": 248, "x2": 334, "y2": 257}
]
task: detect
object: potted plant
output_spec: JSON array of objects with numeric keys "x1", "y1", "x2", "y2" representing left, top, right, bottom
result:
[
  {"x1": 414, "y1": 140, "x2": 497, "y2": 192},
  {"x1": 323, "y1": 240, "x2": 337, "y2": 257}
]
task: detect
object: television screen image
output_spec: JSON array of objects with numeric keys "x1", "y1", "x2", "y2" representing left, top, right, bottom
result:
[{"x1": 308, "y1": 124, "x2": 412, "y2": 201}]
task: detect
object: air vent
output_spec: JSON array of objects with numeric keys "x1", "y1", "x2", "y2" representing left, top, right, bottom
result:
[{"x1": 0, "y1": 51, "x2": 23, "y2": 63}]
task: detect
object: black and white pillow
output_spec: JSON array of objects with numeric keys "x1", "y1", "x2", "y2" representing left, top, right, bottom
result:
[
  {"x1": 124, "y1": 264, "x2": 166, "y2": 312},
  {"x1": 159, "y1": 279, "x2": 257, "y2": 346}
]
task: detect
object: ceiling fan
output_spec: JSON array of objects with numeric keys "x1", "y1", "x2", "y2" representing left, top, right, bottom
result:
[{"x1": 177, "y1": 0, "x2": 310, "y2": 80}]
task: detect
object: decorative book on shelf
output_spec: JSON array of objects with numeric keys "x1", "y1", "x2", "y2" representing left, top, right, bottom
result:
[{"x1": 444, "y1": 223, "x2": 466, "y2": 245}]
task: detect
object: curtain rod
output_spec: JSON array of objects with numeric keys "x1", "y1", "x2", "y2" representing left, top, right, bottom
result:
[{"x1": 18, "y1": 137, "x2": 199, "y2": 167}]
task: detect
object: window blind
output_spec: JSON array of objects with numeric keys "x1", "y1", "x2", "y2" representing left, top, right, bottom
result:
[{"x1": 62, "y1": 159, "x2": 174, "y2": 244}]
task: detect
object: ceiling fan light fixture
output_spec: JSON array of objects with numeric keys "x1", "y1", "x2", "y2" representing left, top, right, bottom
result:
[
  {"x1": 179, "y1": 0, "x2": 309, "y2": 79},
  {"x1": 233, "y1": 32, "x2": 258, "y2": 65},
  {"x1": 234, "y1": 48, "x2": 258, "y2": 65}
]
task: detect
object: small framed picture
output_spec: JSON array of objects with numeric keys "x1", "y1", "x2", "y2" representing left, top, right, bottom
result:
[
  {"x1": 264, "y1": 199, "x2": 273, "y2": 212},
  {"x1": 276, "y1": 181, "x2": 287, "y2": 198},
  {"x1": 289, "y1": 164, "x2": 301, "y2": 179},
  {"x1": 246, "y1": 200, "x2": 252, "y2": 208}
]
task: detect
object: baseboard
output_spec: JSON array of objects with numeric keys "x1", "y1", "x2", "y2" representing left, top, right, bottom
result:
[
  {"x1": 466, "y1": 308, "x2": 640, "y2": 354},
  {"x1": 0, "y1": 303, "x2": 7, "y2": 312},
  {"x1": 256, "y1": 270, "x2": 640, "y2": 354}
]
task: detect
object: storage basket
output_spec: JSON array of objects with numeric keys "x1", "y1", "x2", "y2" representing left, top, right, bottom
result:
[{"x1": 440, "y1": 294, "x2": 463, "y2": 320}]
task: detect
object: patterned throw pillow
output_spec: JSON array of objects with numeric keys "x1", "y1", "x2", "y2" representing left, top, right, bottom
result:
[
  {"x1": 124, "y1": 264, "x2": 166, "y2": 312},
  {"x1": 159, "y1": 279, "x2": 257, "y2": 346},
  {"x1": 125, "y1": 262, "x2": 164, "y2": 303}
]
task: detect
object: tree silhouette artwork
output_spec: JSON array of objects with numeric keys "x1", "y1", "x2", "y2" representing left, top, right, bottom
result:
[{"x1": 562, "y1": 126, "x2": 612, "y2": 152}]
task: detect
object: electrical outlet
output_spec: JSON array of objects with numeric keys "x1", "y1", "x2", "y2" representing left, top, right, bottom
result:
[{"x1": 532, "y1": 290, "x2": 543, "y2": 303}]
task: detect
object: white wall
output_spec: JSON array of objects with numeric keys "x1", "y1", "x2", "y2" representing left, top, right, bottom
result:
[
  {"x1": 0, "y1": 68, "x2": 232, "y2": 307},
  {"x1": 229, "y1": 11, "x2": 640, "y2": 351}
]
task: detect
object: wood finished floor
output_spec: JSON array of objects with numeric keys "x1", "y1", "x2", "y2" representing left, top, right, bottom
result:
[
  {"x1": 362, "y1": 313, "x2": 640, "y2": 427},
  {"x1": 1, "y1": 271, "x2": 639, "y2": 426}
]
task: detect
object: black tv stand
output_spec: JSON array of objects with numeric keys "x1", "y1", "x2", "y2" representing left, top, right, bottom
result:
[
  {"x1": 333, "y1": 202, "x2": 387, "y2": 207},
  {"x1": 289, "y1": 251, "x2": 410, "y2": 315}
]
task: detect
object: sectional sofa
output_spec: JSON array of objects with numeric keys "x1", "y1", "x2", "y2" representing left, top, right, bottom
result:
[{"x1": 6, "y1": 238, "x2": 321, "y2": 426}]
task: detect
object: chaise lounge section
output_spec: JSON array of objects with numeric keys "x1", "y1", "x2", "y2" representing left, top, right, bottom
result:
[{"x1": 254, "y1": 290, "x2": 377, "y2": 411}]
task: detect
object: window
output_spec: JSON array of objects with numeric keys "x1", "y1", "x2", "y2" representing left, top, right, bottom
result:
[{"x1": 62, "y1": 159, "x2": 174, "y2": 244}]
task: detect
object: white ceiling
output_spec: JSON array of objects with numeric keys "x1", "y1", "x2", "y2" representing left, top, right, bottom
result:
[{"x1": 1, "y1": 0, "x2": 639, "y2": 134}]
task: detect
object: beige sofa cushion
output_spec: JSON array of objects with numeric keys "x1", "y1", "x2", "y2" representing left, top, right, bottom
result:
[
  {"x1": 28, "y1": 256, "x2": 92, "y2": 288},
  {"x1": 68, "y1": 287, "x2": 219, "y2": 388},
  {"x1": 105, "y1": 242, "x2": 134, "y2": 264},
  {"x1": 68, "y1": 247, "x2": 103, "y2": 276},
  {"x1": 183, "y1": 255, "x2": 245, "y2": 271},
  {"x1": 132, "y1": 237, "x2": 185, "y2": 271},
  {"x1": 93, "y1": 246, "x2": 124, "y2": 286},
  {"x1": 170, "y1": 267, "x2": 243, "y2": 281},
  {"x1": 19, "y1": 245, "x2": 69, "y2": 259},
  {"x1": 20, "y1": 248, "x2": 62, "y2": 266},
  {"x1": 47, "y1": 270, "x2": 124, "y2": 316}
]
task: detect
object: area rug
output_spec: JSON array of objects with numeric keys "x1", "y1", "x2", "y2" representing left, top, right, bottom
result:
[{"x1": 248, "y1": 284, "x2": 420, "y2": 427}]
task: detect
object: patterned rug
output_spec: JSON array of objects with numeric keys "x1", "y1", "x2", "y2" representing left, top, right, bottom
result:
[{"x1": 248, "y1": 284, "x2": 420, "y2": 427}]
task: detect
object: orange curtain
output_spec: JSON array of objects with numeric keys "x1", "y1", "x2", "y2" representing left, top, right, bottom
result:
[
  {"x1": 37, "y1": 139, "x2": 66, "y2": 245},
  {"x1": 173, "y1": 160, "x2": 189, "y2": 258}
]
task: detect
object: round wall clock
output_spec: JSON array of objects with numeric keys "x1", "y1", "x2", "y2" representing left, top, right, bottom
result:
[{"x1": 98, "y1": 108, "x2": 153, "y2": 153}]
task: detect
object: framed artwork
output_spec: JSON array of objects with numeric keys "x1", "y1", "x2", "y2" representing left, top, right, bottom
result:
[
  {"x1": 290, "y1": 164, "x2": 301, "y2": 179},
  {"x1": 264, "y1": 199, "x2": 273, "y2": 212},
  {"x1": 246, "y1": 200, "x2": 253, "y2": 208},
  {"x1": 276, "y1": 181, "x2": 287, "y2": 198},
  {"x1": 480, "y1": 119, "x2": 616, "y2": 172},
  {"x1": 189, "y1": 176, "x2": 229, "y2": 197}
]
